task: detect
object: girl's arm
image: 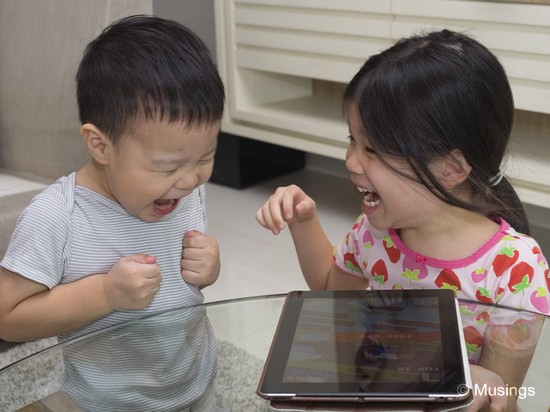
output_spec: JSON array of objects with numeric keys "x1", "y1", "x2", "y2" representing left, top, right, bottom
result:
[
  {"x1": 257, "y1": 185, "x2": 368, "y2": 291},
  {"x1": 477, "y1": 314, "x2": 544, "y2": 412}
]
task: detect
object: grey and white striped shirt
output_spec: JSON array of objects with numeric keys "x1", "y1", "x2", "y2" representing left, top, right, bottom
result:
[{"x1": 2, "y1": 172, "x2": 217, "y2": 410}]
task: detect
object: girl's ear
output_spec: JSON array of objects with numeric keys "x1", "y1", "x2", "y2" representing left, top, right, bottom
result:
[
  {"x1": 80, "y1": 123, "x2": 112, "y2": 165},
  {"x1": 433, "y1": 149, "x2": 472, "y2": 190}
]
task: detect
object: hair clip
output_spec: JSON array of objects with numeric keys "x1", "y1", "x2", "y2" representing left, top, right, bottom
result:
[{"x1": 488, "y1": 171, "x2": 504, "y2": 187}]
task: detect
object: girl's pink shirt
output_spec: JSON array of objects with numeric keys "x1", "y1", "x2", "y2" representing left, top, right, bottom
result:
[{"x1": 334, "y1": 214, "x2": 549, "y2": 363}]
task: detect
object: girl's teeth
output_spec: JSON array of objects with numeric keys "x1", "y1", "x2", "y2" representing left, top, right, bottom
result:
[
  {"x1": 356, "y1": 186, "x2": 380, "y2": 207},
  {"x1": 363, "y1": 198, "x2": 380, "y2": 208}
]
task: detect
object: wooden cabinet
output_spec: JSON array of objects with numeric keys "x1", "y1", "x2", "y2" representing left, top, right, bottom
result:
[{"x1": 215, "y1": 0, "x2": 550, "y2": 209}]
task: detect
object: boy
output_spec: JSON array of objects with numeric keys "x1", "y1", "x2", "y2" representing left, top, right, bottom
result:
[{"x1": 0, "y1": 15, "x2": 226, "y2": 411}]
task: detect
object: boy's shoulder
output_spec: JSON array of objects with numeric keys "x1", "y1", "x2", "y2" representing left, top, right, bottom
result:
[{"x1": 31, "y1": 173, "x2": 77, "y2": 211}]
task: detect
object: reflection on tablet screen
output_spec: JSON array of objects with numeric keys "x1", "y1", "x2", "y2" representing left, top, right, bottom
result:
[{"x1": 284, "y1": 296, "x2": 445, "y2": 390}]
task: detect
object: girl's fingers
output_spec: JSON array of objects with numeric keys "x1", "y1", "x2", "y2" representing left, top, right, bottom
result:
[
  {"x1": 256, "y1": 186, "x2": 307, "y2": 235},
  {"x1": 256, "y1": 202, "x2": 281, "y2": 234},
  {"x1": 267, "y1": 199, "x2": 285, "y2": 233},
  {"x1": 282, "y1": 189, "x2": 296, "y2": 221}
]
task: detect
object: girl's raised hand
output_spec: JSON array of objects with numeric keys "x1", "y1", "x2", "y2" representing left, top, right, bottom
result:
[{"x1": 256, "y1": 185, "x2": 317, "y2": 235}]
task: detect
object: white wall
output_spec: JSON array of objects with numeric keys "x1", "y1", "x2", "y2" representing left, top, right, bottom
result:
[{"x1": 153, "y1": 0, "x2": 216, "y2": 62}]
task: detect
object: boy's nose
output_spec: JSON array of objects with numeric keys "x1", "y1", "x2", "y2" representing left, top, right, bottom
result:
[{"x1": 174, "y1": 173, "x2": 199, "y2": 191}]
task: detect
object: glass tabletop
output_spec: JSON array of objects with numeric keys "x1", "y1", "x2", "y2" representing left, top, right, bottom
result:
[{"x1": 0, "y1": 294, "x2": 548, "y2": 412}]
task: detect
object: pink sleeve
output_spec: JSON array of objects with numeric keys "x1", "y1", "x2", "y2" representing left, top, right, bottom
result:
[{"x1": 333, "y1": 217, "x2": 365, "y2": 277}]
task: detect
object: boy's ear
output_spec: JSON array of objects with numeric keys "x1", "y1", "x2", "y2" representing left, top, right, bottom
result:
[
  {"x1": 433, "y1": 149, "x2": 472, "y2": 190},
  {"x1": 80, "y1": 123, "x2": 112, "y2": 165}
]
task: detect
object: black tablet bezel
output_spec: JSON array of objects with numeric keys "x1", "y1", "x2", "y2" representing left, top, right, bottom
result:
[{"x1": 258, "y1": 289, "x2": 469, "y2": 401}]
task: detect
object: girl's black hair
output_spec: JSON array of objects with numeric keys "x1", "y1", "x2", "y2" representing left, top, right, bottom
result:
[
  {"x1": 76, "y1": 15, "x2": 225, "y2": 143},
  {"x1": 344, "y1": 29, "x2": 529, "y2": 234}
]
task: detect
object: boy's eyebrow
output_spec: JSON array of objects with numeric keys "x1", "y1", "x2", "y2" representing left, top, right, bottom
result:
[
  {"x1": 203, "y1": 146, "x2": 217, "y2": 157},
  {"x1": 151, "y1": 158, "x2": 185, "y2": 166},
  {"x1": 151, "y1": 147, "x2": 217, "y2": 165}
]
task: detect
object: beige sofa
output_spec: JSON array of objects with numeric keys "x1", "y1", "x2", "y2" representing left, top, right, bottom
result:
[{"x1": 0, "y1": 0, "x2": 153, "y2": 257}]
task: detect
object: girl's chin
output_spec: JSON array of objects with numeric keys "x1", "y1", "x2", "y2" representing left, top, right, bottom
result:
[
  {"x1": 362, "y1": 210, "x2": 391, "y2": 232},
  {"x1": 361, "y1": 201, "x2": 379, "y2": 215}
]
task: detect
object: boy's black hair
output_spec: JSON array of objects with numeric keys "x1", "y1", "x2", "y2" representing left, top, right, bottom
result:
[
  {"x1": 344, "y1": 29, "x2": 529, "y2": 234},
  {"x1": 76, "y1": 15, "x2": 224, "y2": 143}
]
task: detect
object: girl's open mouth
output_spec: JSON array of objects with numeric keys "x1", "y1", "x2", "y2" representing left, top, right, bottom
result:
[
  {"x1": 153, "y1": 198, "x2": 179, "y2": 216},
  {"x1": 357, "y1": 186, "x2": 380, "y2": 208}
]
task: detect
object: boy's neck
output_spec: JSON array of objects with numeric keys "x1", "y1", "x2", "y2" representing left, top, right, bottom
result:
[{"x1": 75, "y1": 161, "x2": 112, "y2": 200}]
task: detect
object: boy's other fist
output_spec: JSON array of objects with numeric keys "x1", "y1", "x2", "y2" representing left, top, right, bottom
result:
[{"x1": 181, "y1": 230, "x2": 220, "y2": 288}]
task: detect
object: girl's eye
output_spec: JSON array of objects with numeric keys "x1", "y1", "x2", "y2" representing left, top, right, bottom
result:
[{"x1": 347, "y1": 135, "x2": 375, "y2": 154}]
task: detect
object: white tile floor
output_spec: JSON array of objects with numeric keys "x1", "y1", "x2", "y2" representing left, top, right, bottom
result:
[{"x1": 202, "y1": 167, "x2": 359, "y2": 303}]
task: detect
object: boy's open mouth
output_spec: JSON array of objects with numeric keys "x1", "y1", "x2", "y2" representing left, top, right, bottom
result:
[
  {"x1": 153, "y1": 198, "x2": 179, "y2": 215},
  {"x1": 357, "y1": 186, "x2": 380, "y2": 208}
]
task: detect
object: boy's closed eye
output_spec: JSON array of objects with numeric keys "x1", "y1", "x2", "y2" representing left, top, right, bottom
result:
[
  {"x1": 198, "y1": 156, "x2": 215, "y2": 165},
  {"x1": 150, "y1": 162, "x2": 182, "y2": 174}
]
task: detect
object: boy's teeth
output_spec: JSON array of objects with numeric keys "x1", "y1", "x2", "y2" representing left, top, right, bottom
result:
[{"x1": 155, "y1": 199, "x2": 175, "y2": 209}]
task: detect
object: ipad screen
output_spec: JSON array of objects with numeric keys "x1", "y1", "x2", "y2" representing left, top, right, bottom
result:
[{"x1": 259, "y1": 290, "x2": 468, "y2": 399}]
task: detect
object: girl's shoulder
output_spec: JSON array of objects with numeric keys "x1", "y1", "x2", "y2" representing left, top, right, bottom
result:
[
  {"x1": 490, "y1": 220, "x2": 546, "y2": 269},
  {"x1": 476, "y1": 221, "x2": 549, "y2": 315}
]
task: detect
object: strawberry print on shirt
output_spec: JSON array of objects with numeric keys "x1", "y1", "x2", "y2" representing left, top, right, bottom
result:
[{"x1": 334, "y1": 214, "x2": 549, "y2": 363}]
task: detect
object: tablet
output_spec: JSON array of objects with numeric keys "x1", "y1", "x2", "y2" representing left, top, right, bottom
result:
[{"x1": 257, "y1": 289, "x2": 472, "y2": 404}]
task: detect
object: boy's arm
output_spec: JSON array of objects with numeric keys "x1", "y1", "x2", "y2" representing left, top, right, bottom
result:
[
  {"x1": 0, "y1": 254, "x2": 162, "y2": 342},
  {"x1": 0, "y1": 267, "x2": 111, "y2": 341}
]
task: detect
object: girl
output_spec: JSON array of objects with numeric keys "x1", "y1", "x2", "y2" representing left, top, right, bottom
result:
[{"x1": 256, "y1": 30, "x2": 548, "y2": 411}]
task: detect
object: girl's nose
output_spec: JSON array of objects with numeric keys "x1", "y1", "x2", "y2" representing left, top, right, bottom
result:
[{"x1": 345, "y1": 146, "x2": 362, "y2": 175}]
